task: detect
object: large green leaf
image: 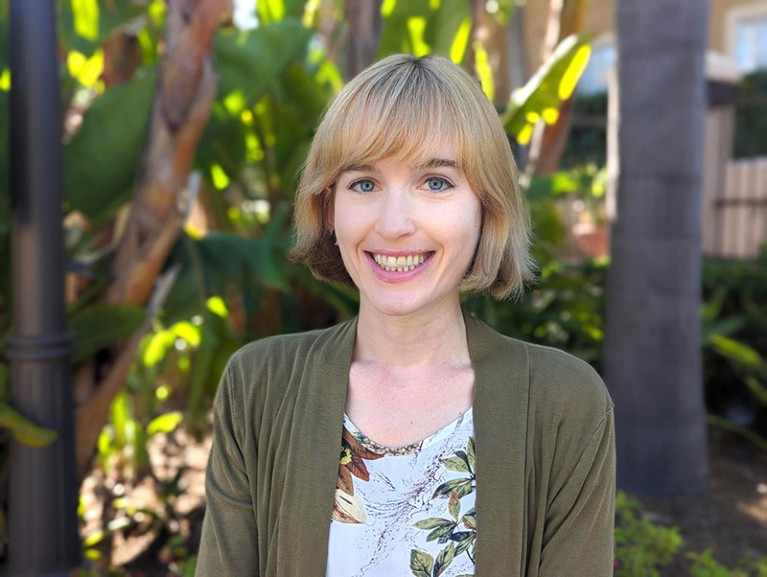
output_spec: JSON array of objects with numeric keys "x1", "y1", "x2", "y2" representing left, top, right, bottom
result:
[
  {"x1": 195, "y1": 232, "x2": 289, "y2": 292},
  {"x1": 0, "y1": 402, "x2": 57, "y2": 447},
  {"x1": 199, "y1": 20, "x2": 313, "y2": 182},
  {"x1": 70, "y1": 303, "x2": 147, "y2": 361},
  {"x1": 501, "y1": 35, "x2": 591, "y2": 144},
  {"x1": 214, "y1": 20, "x2": 312, "y2": 107},
  {"x1": 59, "y1": 0, "x2": 150, "y2": 56},
  {"x1": 425, "y1": 0, "x2": 471, "y2": 61},
  {"x1": 160, "y1": 232, "x2": 289, "y2": 323},
  {"x1": 377, "y1": 0, "x2": 470, "y2": 62},
  {"x1": 709, "y1": 334, "x2": 765, "y2": 374},
  {"x1": 64, "y1": 67, "x2": 156, "y2": 222},
  {"x1": 256, "y1": 0, "x2": 306, "y2": 25}
]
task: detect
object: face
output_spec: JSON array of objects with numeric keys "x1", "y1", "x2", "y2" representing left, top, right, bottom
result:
[{"x1": 331, "y1": 146, "x2": 482, "y2": 320}]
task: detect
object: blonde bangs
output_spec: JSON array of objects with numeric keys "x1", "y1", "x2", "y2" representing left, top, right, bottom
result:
[{"x1": 320, "y1": 68, "x2": 471, "y2": 179}]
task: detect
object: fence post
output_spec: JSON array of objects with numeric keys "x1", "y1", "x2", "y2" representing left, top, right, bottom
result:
[{"x1": 5, "y1": 0, "x2": 81, "y2": 575}]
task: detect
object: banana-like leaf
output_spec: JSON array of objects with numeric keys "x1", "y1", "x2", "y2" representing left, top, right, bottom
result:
[
  {"x1": 70, "y1": 303, "x2": 147, "y2": 362},
  {"x1": 0, "y1": 402, "x2": 58, "y2": 447},
  {"x1": 146, "y1": 411, "x2": 183, "y2": 436},
  {"x1": 199, "y1": 20, "x2": 313, "y2": 181},
  {"x1": 377, "y1": 0, "x2": 470, "y2": 62},
  {"x1": 256, "y1": 0, "x2": 306, "y2": 25},
  {"x1": 160, "y1": 232, "x2": 289, "y2": 323},
  {"x1": 214, "y1": 20, "x2": 312, "y2": 107},
  {"x1": 64, "y1": 67, "x2": 156, "y2": 222},
  {"x1": 59, "y1": 0, "x2": 149, "y2": 56},
  {"x1": 502, "y1": 35, "x2": 591, "y2": 144},
  {"x1": 708, "y1": 334, "x2": 765, "y2": 374}
]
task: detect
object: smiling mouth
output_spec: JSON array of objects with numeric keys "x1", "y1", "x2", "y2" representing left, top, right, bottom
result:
[{"x1": 371, "y1": 252, "x2": 430, "y2": 272}]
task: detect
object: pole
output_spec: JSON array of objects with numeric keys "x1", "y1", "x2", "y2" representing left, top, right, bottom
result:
[{"x1": 6, "y1": 0, "x2": 81, "y2": 574}]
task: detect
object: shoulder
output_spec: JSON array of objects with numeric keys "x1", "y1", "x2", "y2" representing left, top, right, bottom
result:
[
  {"x1": 226, "y1": 318, "x2": 356, "y2": 375},
  {"x1": 217, "y1": 318, "x2": 356, "y2": 407},
  {"x1": 466, "y1": 312, "x2": 611, "y2": 431},
  {"x1": 524, "y1": 342, "x2": 612, "y2": 416}
]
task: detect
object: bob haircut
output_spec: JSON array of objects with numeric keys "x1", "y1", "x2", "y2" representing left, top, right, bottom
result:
[{"x1": 290, "y1": 53, "x2": 532, "y2": 299}]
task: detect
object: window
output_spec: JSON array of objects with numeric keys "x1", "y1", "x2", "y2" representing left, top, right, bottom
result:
[{"x1": 726, "y1": 4, "x2": 767, "y2": 73}]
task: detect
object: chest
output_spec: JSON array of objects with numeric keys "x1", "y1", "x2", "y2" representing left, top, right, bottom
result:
[{"x1": 344, "y1": 361, "x2": 475, "y2": 448}]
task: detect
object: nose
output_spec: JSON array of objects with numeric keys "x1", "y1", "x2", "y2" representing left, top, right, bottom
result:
[{"x1": 374, "y1": 187, "x2": 416, "y2": 239}]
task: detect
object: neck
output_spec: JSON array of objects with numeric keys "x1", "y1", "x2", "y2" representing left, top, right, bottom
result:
[{"x1": 354, "y1": 300, "x2": 470, "y2": 368}]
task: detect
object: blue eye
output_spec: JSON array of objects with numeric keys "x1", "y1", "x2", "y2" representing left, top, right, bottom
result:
[
  {"x1": 351, "y1": 179, "x2": 376, "y2": 193},
  {"x1": 425, "y1": 177, "x2": 451, "y2": 192}
]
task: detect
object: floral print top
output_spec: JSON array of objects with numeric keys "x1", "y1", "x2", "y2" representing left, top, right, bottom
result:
[{"x1": 326, "y1": 409, "x2": 476, "y2": 577}]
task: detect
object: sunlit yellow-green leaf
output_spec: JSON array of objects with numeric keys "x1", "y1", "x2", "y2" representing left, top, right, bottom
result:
[
  {"x1": 67, "y1": 49, "x2": 104, "y2": 88},
  {"x1": 517, "y1": 124, "x2": 534, "y2": 145},
  {"x1": 148, "y1": 0, "x2": 166, "y2": 25},
  {"x1": 224, "y1": 91, "x2": 246, "y2": 115},
  {"x1": 382, "y1": 0, "x2": 398, "y2": 17},
  {"x1": 542, "y1": 107, "x2": 560, "y2": 124},
  {"x1": 0, "y1": 69, "x2": 10, "y2": 91},
  {"x1": 142, "y1": 330, "x2": 176, "y2": 367},
  {"x1": 146, "y1": 412, "x2": 184, "y2": 436},
  {"x1": 210, "y1": 163, "x2": 230, "y2": 190},
  {"x1": 407, "y1": 17, "x2": 429, "y2": 57},
  {"x1": 474, "y1": 40, "x2": 494, "y2": 101},
  {"x1": 449, "y1": 18, "x2": 471, "y2": 64},
  {"x1": 501, "y1": 35, "x2": 591, "y2": 142},
  {"x1": 72, "y1": 0, "x2": 99, "y2": 41},
  {"x1": 558, "y1": 44, "x2": 591, "y2": 100},
  {"x1": 710, "y1": 334, "x2": 764, "y2": 371},
  {"x1": 84, "y1": 530, "x2": 105, "y2": 548},
  {"x1": 172, "y1": 321, "x2": 202, "y2": 347},
  {"x1": 207, "y1": 296, "x2": 229, "y2": 318},
  {"x1": 0, "y1": 403, "x2": 57, "y2": 447}
]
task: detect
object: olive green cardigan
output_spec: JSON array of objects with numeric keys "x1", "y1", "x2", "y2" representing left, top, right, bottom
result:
[{"x1": 195, "y1": 313, "x2": 615, "y2": 577}]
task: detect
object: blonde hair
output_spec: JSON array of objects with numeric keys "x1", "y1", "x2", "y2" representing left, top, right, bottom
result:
[{"x1": 290, "y1": 53, "x2": 532, "y2": 299}]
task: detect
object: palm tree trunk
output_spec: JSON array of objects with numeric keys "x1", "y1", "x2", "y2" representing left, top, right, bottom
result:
[{"x1": 604, "y1": 0, "x2": 710, "y2": 497}]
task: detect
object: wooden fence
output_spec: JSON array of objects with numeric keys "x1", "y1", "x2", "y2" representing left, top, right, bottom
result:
[
  {"x1": 704, "y1": 157, "x2": 767, "y2": 259},
  {"x1": 703, "y1": 96, "x2": 767, "y2": 259}
]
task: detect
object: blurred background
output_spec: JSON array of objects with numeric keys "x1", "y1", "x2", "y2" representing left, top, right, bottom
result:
[{"x1": 0, "y1": 0, "x2": 766, "y2": 575}]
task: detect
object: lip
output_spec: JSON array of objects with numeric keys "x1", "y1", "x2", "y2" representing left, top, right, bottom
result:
[{"x1": 364, "y1": 250, "x2": 434, "y2": 282}]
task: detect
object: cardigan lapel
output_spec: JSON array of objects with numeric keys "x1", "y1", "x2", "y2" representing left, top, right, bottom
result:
[
  {"x1": 275, "y1": 319, "x2": 357, "y2": 577},
  {"x1": 466, "y1": 312, "x2": 529, "y2": 577}
]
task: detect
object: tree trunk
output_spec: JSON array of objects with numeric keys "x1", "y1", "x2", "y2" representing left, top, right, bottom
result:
[
  {"x1": 75, "y1": 0, "x2": 232, "y2": 477},
  {"x1": 344, "y1": 0, "x2": 381, "y2": 79},
  {"x1": 604, "y1": 0, "x2": 710, "y2": 497}
]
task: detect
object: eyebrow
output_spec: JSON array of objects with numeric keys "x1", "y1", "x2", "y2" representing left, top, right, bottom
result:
[
  {"x1": 415, "y1": 158, "x2": 457, "y2": 170},
  {"x1": 339, "y1": 158, "x2": 457, "y2": 174},
  {"x1": 339, "y1": 163, "x2": 376, "y2": 174}
]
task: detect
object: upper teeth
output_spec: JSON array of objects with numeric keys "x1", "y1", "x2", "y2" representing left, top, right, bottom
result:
[{"x1": 373, "y1": 253, "x2": 426, "y2": 272}]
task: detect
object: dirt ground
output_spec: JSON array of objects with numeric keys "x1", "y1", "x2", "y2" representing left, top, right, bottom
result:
[
  {"x1": 637, "y1": 428, "x2": 767, "y2": 574},
  {"x1": 81, "y1": 426, "x2": 767, "y2": 576}
]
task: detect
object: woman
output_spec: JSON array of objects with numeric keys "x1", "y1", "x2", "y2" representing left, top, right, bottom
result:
[{"x1": 196, "y1": 54, "x2": 615, "y2": 577}]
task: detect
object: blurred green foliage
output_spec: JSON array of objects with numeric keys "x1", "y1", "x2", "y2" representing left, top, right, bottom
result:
[{"x1": 733, "y1": 70, "x2": 767, "y2": 159}]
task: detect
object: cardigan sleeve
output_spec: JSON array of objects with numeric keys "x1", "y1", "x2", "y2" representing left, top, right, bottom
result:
[
  {"x1": 195, "y1": 364, "x2": 259, "y2": 577},
  {"x1": 538, "y1": 404, "x2": 616, "y2": 577}
]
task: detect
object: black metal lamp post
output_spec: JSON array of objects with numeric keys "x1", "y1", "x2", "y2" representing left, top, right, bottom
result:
[{"x1": 6, "y1": 1, "x2": 81, "y2": 575}]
